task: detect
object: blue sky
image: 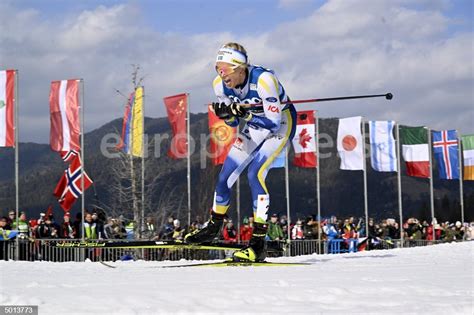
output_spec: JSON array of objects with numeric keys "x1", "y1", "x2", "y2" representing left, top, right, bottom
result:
[{"x1": 1, "y1": 0, "x2": 473, "y2": 143}]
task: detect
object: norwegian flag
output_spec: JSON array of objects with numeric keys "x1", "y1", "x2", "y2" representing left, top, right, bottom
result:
[
  {"x1": 432, "y1": 130, "x2": 459, "y2": 179},
  {"x1": 292, "y1": 111, "x2": 317, "y2": 168},
  {"x1": 53, "y1": 154, "x2": 93, "y2": 211}
]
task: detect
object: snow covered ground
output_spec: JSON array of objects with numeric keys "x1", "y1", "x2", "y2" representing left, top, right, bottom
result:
[{"x1": 0, "y1": 241, "x2": 472, "y2": 315}]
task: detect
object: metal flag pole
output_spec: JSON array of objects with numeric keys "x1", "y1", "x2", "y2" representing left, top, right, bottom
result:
[
  {"x1": 315, "y1": 111, "x2": 321, "y2": 254},
  {"x1": 79, "y1": 79, "x2": 85, "y2": 242},
  {"x1": 457, "y1": 135, "x2": 464, "y2": 225},
  {"x1": 396, "y1": 123, "x2": 404, "y2": 247},
  {"x1": 428, "y1": 128, "x2": 436, "y2": 241},
  {"x1": 236, "y1": 177, "x2": 241, "y2": 241},
  {"x1": 285, "y1": 146, "x2": 291, "y2": 248},
  {"x1": 141, "y1": 86, "x2": 146, "y2": 238},
  {"x1": 186, "y1": 93, "x2": 191, "y2": 226},
  {"x1": 14, "y1": 70, "x2": 19, "y2": 261},
  {"x1": 362, "y1": 119, "x2": 369, "y2": 236}
]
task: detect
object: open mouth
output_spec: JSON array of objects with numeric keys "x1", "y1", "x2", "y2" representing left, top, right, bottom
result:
[{"x1": 224, "y1": 78, "x2": 232, "y2": 85}]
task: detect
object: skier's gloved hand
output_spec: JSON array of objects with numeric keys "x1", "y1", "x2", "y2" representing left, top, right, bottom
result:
[
  {"x1": 229, "y1": 103, "x2": 252, "y2": 121},
  {"x1": 212, "y1": 102, "x2": 231, "y2": 120}
]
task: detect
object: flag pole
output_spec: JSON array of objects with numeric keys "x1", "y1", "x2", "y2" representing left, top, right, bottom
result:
[
  {"x1": 362, "y1": 119, "x2": 369, "y2": 237},
  {"x1": 14, "y1": 70, "x2": 19, "y2": 261},
  {"x1": 396, "y1": 123, "x2": 404, "y2": 247},
  {"x1": 141, "y1": 86, "x2": 146, "y2": 238},
  {"x1": 315, "y1": 111, "x2": 321, "y2": 254},
  {"x1": 458, "y1": 135, "x2": 464, "y2": 225},
  {"x1": 236, "y1": 177, "x2": 241, "y2": 241},
  {"x1": 285, "y1": 146, "x2": 291, "y2": 250},
  {"x1": 79, "y1": 79, "x2": 85, "y2": 242},
  {"x1": 186, "y1": 93, "x2": 191, "y2": 226},
  {"x1": 428, "y1": 128, "x2": 436, "y2": 241}
]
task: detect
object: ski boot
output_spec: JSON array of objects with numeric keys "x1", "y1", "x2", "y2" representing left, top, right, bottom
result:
[
  {"x1": 184, "y1": 212, "x2": 225, "y2": 244},
  {"x1": 232, "y1": 222, "x2": 267, "y2": 262}
]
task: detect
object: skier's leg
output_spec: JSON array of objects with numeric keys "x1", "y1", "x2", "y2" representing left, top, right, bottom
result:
[
  {"x1": 185, "y1": 124, "x2": 266, "y2": 243},
  {"x1": 233, "y1": 108, "x2": 296, "y2": 261}
]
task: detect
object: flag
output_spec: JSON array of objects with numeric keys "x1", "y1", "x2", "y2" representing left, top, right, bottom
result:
[
  {"x1": 131, "y1": 87, "x2": 144, "y2": 157},
  {"x1": 369, "y1": 121, "x2": 397, "y2": 172},
  {"x1": 53, "y1": 155, "x2": 93, "y2": 211},
  {"x1": 208, "y1": 104, "x2": 235, "y2": 165},
  {"x1": 399, "y1": 126, "x2": 430, "y2": 178},
  {"x1": 461, "y1": 134, "x2": 474, "y2": 180},
  {"x1": 432, "y1": 130, "x2": 459, "y2": 180},
  {"x1": 337, "y1": 116, "x2": 364, "y2": 170},
  {"x1": 163, "y1": 93, "x2": 188, "y2": 159},
  {"x1": 118, "y1": 92, "x2": 134, "y2": 153},
  {"x1": 61, "y1": 149, "x2": 79, "y2": 163},
  {"x1": 0, "y1": 70, "x2": 15, "y2": 147},
  {"x1": 118, "y1": 87, "x2": 144, "y2": 157},
  {"x1": 292, "y1": 111, "x2": 317, "y2": 168},
  {"x1": 49, "y1": 80, "x2": 80, "y2": 152}
]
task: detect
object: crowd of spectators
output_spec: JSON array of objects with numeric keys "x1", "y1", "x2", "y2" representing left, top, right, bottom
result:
[{"x1": 1, "y1": 209, "x2": 474, "y2": 245}]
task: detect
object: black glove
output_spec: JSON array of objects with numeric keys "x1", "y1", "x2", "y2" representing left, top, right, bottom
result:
[
  {"x1": 212, "y1": 102, "x2": 231, "y2": 120},
  {"x1": 228, "y1": 103, "x2": 251, "y2": 120}
]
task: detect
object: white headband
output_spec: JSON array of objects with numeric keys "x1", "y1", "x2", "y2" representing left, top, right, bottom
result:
[{"x1": 216, "y1": 47, "x2": 248, "y2": 67}]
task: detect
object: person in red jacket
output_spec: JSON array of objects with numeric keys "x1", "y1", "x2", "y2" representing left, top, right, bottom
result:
[
  {"x1": 239, "y1": 217, "x2": 253, "y2": 243},
  {"x1": 222, "y1": 219, "x2": 238, "y2": 243}
]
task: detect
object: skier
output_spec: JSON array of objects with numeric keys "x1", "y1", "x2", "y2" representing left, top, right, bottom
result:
[{"x1": 185, "y1": 42, "x2": 296, "y2": 262}]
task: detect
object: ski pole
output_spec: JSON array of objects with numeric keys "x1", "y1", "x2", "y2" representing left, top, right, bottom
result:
[{"x1": 207, "y1": 92, "x2": 393, "y2": 108}]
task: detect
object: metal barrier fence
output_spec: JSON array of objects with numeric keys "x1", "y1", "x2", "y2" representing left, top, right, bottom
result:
[{"x1": 0, "y1": 238, "x2": 462, "y2": 262}]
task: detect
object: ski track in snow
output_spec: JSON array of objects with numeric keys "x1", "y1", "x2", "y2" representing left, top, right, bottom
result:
[{"x1": 0, "y1": 242, "x2": 473, "y2": 315}]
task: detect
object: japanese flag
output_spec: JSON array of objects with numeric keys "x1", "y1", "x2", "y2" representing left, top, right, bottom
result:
[{"x1": 337, "y1": 116, "x2": 364, "y2": 170}]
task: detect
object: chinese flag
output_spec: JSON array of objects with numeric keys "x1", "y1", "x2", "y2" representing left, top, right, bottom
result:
[
  {"x1": 208, "y1": 105, "x2": 236, "y2": 165},
  {"x1": 163, "y1": 93, "x2": 188, "y2": 159}
]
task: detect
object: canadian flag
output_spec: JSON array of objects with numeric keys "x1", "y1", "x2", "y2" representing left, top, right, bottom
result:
[
  {"x1": 337, "y1": 116, "x2": 364, "y2": 170},
  {"x1": 53, "y1": 154, "x2": 93, "y2": 211},
  {"x1": 292, "y1": 111, "x2": 317, "y2": 168},
  {"x1": 50, "y1": 80, "x2": 80, "y2": 152},
  {"x1": 0, "y1": 70, "x2": 15, "y2": 147}
]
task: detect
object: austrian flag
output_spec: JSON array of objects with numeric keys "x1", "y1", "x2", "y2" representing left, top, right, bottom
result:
[
  {"x1": 53, "y1": 155, "x2": 93, "y2": 211},
  {"x1": 292, "y1": 111, "x2": 317, "y2": 168},
  {"x1": 50, "y1": 80, "x2": 80, "y2": 152},
  {"x1": 0, "y1": 70, "x2": 15, "y2": 147}
]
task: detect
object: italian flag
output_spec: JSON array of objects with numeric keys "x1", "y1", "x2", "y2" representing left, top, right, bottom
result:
[
  {"x1": 400, "y1": 126, "x2": 430, "y2": 178},
  {"x1": 461, "y1": 135, "x2": 474, "y2": 180},
  {"x1": 0, "y1": 70, "x2": 15, "y2": 147}
]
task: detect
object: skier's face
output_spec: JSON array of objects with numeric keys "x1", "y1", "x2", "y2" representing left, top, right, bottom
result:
[{"x1": 216, "y1": 62, "x2": 246, "y2": 89}]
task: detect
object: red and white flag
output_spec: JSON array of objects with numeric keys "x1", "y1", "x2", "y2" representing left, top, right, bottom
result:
[
  {"x1": 0, "y1": 70, "x2": 15, "y2": 147},
  {"x1": 337, "y1": 116, "x2": 364, "y2": 170},
  {"x1": 292, "y1": 111, "x2": 317, "y2": 168},
  {"x1": 50, "y1": 80, "x2": 80, "y2": 152},
  {"x1": 53, "y1": 154, "x2": 93, "y2": 211}
]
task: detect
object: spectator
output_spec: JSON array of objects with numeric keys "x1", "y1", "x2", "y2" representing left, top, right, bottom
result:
[
  {"x1": 291, "y1": 220, "x2": 304, "y2": 240},
  {"x1": 267, "y1": 214, "x2": 284, "y2": 241},
  {"x1": 73, "y1": 213, "x2": 82, "y2": 239},
  {"x1": 38, "y1": 216, "x2": 58, "y2": 238},
  {"x1": 172, "y1": 219, "x2": 184, "y2": 241},
  {"x1": 239, "y1": 217, "x2": 253, "y2": 242},
  {"x1": 160, "y1": 216, "x2": 175, "y2": 240},
  {"x1": 6, "y1": 211, "x2": 15, "y2": 229},
  {"x1": 125, "y1": 220, "x2": 135, "y2": 239},
  {"x1": 60, "y1": 213, "x2": 74, "y2": 239},
  {"x1": 279, "y1": 215, "x2": 288, "y2": 239},
  {"x1": 143, "y1": 216, "x2": 157, "y2": 239},
  {"x1": 222, "y1": 220, "x2": 238, "y2": 243},
  {"x1": 92, "y1": 212, "x2": 105, "y2": 239},
  {"x1": 12, "y1": 212, "x2": 29, "y2": 239},
  {"x1": 84, "y1": 213, "x2": 98, "y2": 240},
  {"x1": 303, "y1": 216, "x2": 318, "y2": 240},
  {"x1": 29, "y1": 219, "x2": 39, "y2": 239}
]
